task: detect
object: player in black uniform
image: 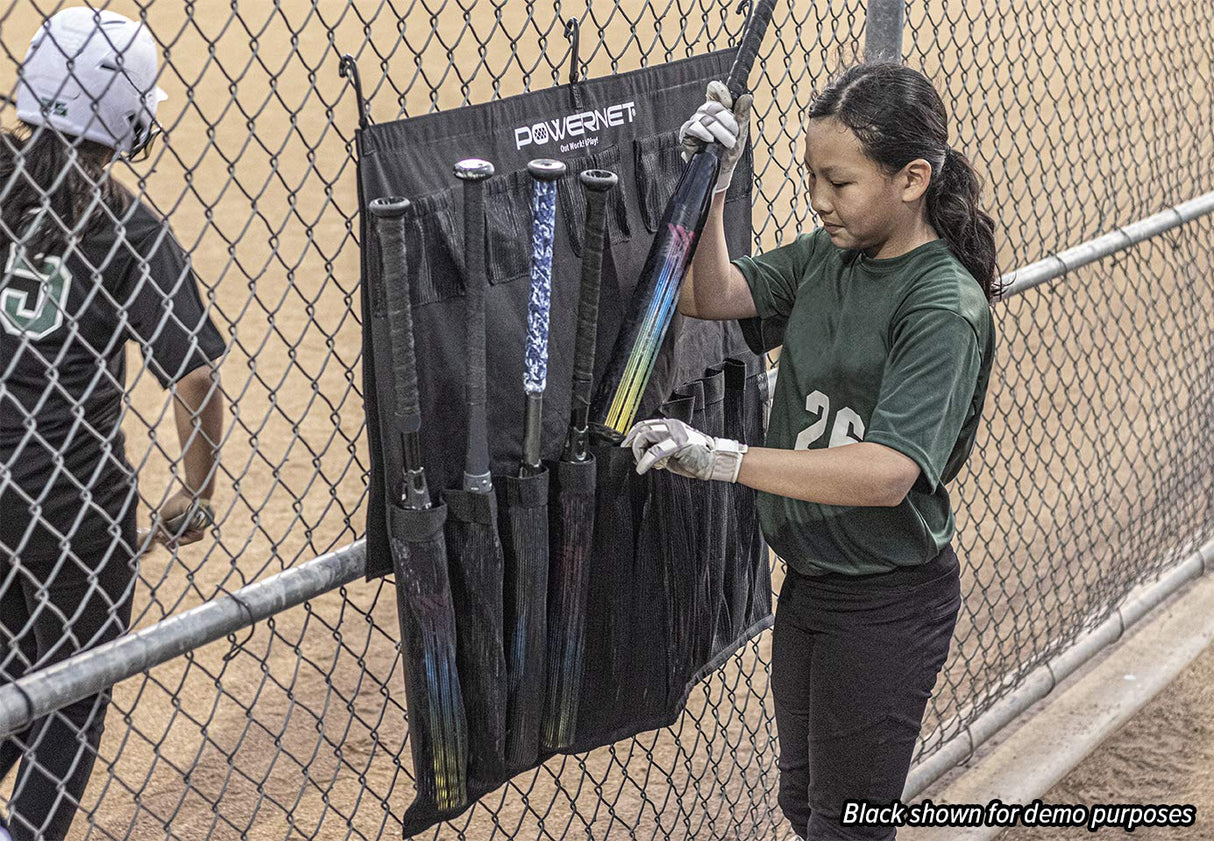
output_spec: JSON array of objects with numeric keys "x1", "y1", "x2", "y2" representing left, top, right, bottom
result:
[
  {"x1": 625, "y1": 64, "x2": 998, "y2": 839},
  {"x1": 0, "y1": 9, "x2": 226, "y2": 840}
]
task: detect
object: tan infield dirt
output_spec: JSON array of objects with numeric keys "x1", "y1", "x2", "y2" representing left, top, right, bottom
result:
[
  {"x1": 994, "y1": 640, "x2": 1214, "y2": 841},
  {"x1": 0, "y1": 0, "x2": 1211, "y2": 838}
]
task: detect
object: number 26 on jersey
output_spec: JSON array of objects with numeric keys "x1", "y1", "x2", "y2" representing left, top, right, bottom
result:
[{"x1": 794, "y1": 390, "x2": 866, "y2": 450}]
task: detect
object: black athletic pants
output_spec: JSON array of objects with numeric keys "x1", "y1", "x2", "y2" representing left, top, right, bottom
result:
[
  {"x1": 771, "y1": 545, "x2": 961, "y2": 841},
  {"x1": 0, "y1": 512, "x2": 136, "y2": 841}
]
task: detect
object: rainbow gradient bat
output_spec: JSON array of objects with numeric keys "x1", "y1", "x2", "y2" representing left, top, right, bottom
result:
[{"x1": 590, "y1": 0, "x2": 775, "y2": 438}]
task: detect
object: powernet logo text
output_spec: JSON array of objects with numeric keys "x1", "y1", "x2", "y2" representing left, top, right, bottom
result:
[{"x1": 514, "y1": 102, "x2": 637, "y2": 153}]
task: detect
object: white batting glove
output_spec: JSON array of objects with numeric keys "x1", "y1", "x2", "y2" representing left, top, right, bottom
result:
[
  {"x1": 679, "y1": 80, "x2": 753, "y2": 194},
  {"x1": 151, "y1": 491, "x2": 215, "y2": 549},
  {"x1": 622, "y1": 417, "x2": 748, "y2": 483}
]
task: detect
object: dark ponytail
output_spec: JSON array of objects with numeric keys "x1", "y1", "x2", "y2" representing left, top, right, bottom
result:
[
  {"x1": 928, "y1": 146, "x2": 998, "y2": 298},
  {"x1": 0, "y1": 123, "x2": 130, "y2": 258},
  {"x1": 808, "y1": 63, "x2": 1001, "y2": 300}
]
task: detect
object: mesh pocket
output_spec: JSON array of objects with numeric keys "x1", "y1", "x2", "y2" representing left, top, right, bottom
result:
[{"x1": 557, "y1": 144, "x2": 631, "y2": 255}]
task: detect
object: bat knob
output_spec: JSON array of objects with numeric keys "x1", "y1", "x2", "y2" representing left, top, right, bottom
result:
[
  {"x1": 580, "y1": 169, "x2": 618, "y2": 192},
  {"x1": 454, "y1": 158, "x2": 495, "y2": 181},
  {"x1": 368, "y1": 196, "x2": 412, "y2": 218},
  {"x1": 589, "y1": 421, "x2": 625, "y2": 445},
  {"x1": 527, "y1": 158, "x2": 567, "y2": 182}
]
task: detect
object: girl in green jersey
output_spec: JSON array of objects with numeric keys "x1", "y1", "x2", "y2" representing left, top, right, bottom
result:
[{"x1": 625, "y1": 64, "x2": 998, "y2": 840}]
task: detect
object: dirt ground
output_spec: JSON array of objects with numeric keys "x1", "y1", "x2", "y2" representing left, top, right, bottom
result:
[
  {"x1": 998, "y1": 640, "x2": 1214, "y2": 840},
  {"x1": 0, "y1": 0, "x2": 1211, "y2": 838}
]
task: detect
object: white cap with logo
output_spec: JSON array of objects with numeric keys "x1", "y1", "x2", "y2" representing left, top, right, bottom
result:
[{"x1": 16, "y1": 7, "x2": 168, "y2": 156}]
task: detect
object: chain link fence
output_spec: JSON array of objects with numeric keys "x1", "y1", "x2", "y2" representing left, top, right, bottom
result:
[{"x1": 1, "y1": 0, "x2": 1212, "y2": 838}]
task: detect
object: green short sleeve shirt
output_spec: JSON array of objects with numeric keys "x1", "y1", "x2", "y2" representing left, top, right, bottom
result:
[{"x1": 733, "y1": 229, "x2": 995, "y2": 576}]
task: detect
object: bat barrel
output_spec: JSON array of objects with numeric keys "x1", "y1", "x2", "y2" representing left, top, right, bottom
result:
[
  {"x1": 586, "y1": 0, "x2": 775, "y2": 438},
  {"x1": 590, "y1": 152, "x2": 719, "y2": 439},
  {"x1": 455, "y1": 158, "x2": 495, "y2": 492}
]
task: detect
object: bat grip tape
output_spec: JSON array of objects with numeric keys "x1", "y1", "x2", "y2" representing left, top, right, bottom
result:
[
  {"x1": 375, "y1": 210, "x2": 423, "y2": 421},
  {"x1": 572, "y1": 187, "x2": 609, "y2": 394},
  {"x1": 726, "y1": 0, "x2": 775, "y2": 98},
  {"x1": 464, "y1": 176, "x2": 491, "y2": 480},
  {"x1": 525, "y1": 179, "x2": 557, "y2": 393}
]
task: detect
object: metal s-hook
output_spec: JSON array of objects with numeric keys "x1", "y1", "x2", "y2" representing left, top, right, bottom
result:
[
  {"x1": 563, "y1": 18, "x2": 581, "y2": 86},
  {"x1": 338, "y1": 54, "x2": 369, "y2": 130},
  {"x1": 731, "y1": 0, "x2": 751, "y2": 49},
  {"x1": 563, "y1": 17, "x2": 585, "y2": 110}
]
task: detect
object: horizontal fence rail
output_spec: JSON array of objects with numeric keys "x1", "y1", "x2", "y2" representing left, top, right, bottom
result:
[
  {"x1": 1002, "y1": 192, "x2": 1214, "y2": 297},
  {"x1": 0, "y1": 543, "x2": 367, "y2": 739}
]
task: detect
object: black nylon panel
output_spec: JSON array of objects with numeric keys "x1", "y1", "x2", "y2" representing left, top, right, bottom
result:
[{"x1": 357, "y1": 50, "x2": 774, "y2": 832}]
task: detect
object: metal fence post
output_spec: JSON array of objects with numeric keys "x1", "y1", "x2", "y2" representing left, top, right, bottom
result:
[{"x1": 864, "y1": 0, "x2": 905, "y2": 63}]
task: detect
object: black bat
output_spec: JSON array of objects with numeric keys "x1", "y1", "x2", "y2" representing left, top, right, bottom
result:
[
  {"x1": 370, "y1": 197, "x2": 432, "y2": 511},
  {"x1": 589, "y1": 0, "x2": 776, "y2": 439},
  {"x1": 543, "y1": 168, "x2": 617, "y2": 751},
  {"x1": 454, "y1": 158, "x2": 496, "y2": 491},
  {"x1": 369, "y1": 196, "x2": 469, "y2": 815},
  {"x1": 446, "y1": 157, "x2": 509, "y2": 790},
  {"x1": 496, "y1": 158, "x2": 565, "y2": 771},
  {"x1": 563, "y1": 169, "x2": 618, "y2": 463}
]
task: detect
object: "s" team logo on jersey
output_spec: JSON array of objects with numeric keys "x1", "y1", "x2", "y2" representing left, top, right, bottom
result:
[{"x1": 1, "y1": 244, "x2": 73, "y2": 340}]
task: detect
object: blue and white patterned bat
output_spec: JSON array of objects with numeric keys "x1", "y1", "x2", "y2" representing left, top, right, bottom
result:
[{"x1": 521, "y1": 158, "x2": 566, "y2": 475}]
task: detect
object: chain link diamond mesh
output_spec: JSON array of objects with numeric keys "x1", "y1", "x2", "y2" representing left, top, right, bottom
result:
[{"x1": 0, "y1": 0, "x2": 1211, "y2": 838}]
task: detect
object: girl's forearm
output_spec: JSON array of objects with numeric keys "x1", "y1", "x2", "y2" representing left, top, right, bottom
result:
[
  {"x1": 172, "y1": 365, "x2": 224, "y2": 499},
  {"x1": 735, "y1": 442, "x2": 919, "y2": 507},
  {"x1": 678, "y1": 193, "x2": 757, "y2": 320},
  {"x1": 680, "y1": 193, "x2": 730, "y2": 316}
]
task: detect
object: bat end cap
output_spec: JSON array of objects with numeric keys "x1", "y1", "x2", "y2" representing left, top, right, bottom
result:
[
  {"x1": 589, "y1": 421, "x2": 625, "y2": 446},
  {"x1": 580, "y1": 169, "x2": 619, "y2": 192},
  {"x1": 527, "y1": 158, "x2": 568, "y2": 181},
  {"x1": 454, "y1": 158, "x2": 495, "y2": 180},
  {"x1": 368, "y1": 196, "x2": 412, "y2": 218}
]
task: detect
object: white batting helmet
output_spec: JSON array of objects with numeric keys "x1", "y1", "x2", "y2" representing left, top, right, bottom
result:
[{"x1": 15, "y1": 7, "x2": 168, "y2": 156}]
